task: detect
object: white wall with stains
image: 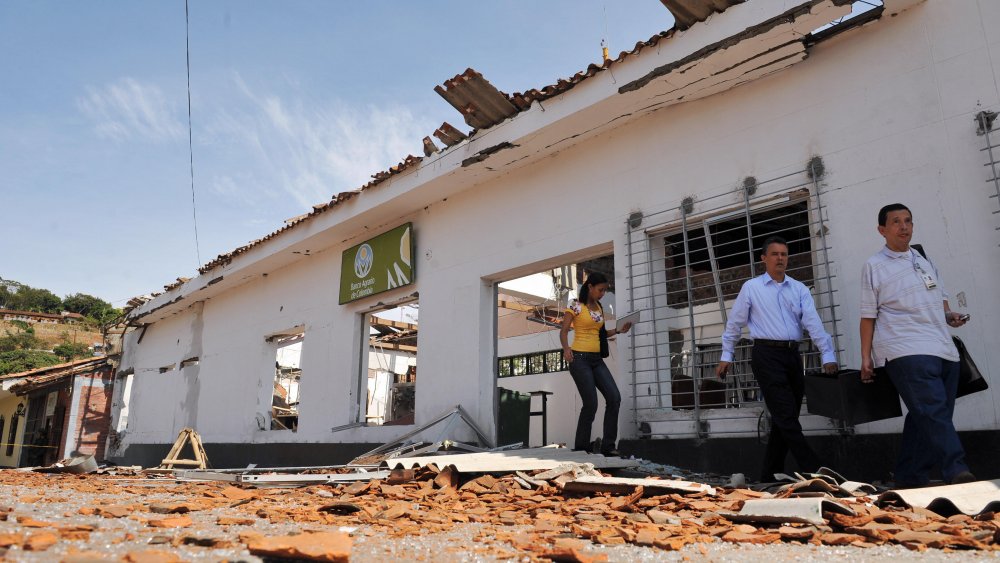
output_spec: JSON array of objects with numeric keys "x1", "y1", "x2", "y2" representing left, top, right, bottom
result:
[{"x1": 115, "y1": 0, "x2": 1000, "y2": 456}]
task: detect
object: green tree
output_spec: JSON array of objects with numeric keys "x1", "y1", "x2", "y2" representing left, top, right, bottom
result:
[
  {"x1": 0, "y1": 280, "x2": 62, "y2": 313},
  {"x1": 0, "y1": 349, "x2": 61, "y2": 375},
  {"x1": 18, "y1": 286, "x2": 63, "y2": 313},
  {"x1": 53, "y1": 341, "x2": 91, "y2": 361},
  {"x1": 62, "y1": 293, "x2": 111, "y2": 318},
  {"x1": 0, "y1": 323, "x2": 41, "y2": 353}
]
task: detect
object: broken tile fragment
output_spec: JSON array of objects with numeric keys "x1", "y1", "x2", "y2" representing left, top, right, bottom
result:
[
  {"x1": 62, "y1": 549, "x2": 112, "y2": 562},
  {"x1": 217, "y1": 516, "x2": 256, "y2": 526},
  {"x1": 96, "y1": 505, "x2": 132, "y2": 518},
  {"x1": 148, "y1": 502, "x2": 192, "y2": 514},
  {"x1": 122, "y1": 549, "x2": 183, "y2": 563},
  {"x1": 721, "y1": 531, "x2": 781, "y2": 544},
  {"x1": 147, "y1": 515, "x2": 193, "y2": 528},
  {"x1": 24, "y1": 531, "x2": 58, "y2": 551},
  {"x1": 245, "y1": 531, "x2": 351, "y2": 562},
  {"x1": 778, "y1": 525, "x2": 815, "y2": 541},
  {"x1": 219, "y1": 486, "x2": 255, "y2": 501},
  {"x1": 819, "y1": 532, "x2": 866, "y2": 546}
]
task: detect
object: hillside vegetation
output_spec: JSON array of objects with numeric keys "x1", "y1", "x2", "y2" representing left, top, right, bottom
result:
[{"x1": 0, "y1": 277, "x2": 120, "y2": 375}]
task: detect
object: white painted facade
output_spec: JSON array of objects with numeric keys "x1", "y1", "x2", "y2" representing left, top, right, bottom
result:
[{"x1": 113, "y1": 0, "x2": 1000, "y2": 459}]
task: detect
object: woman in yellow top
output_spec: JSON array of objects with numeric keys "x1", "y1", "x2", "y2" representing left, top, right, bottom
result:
[{"x1": 560, "y1": 272, "x2": 632, "y2": 456}]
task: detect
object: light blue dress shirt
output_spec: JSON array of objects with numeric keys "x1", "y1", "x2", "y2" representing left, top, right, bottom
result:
[{"x1": 720, "y1": 273, "x2": 836, "y2": 364}]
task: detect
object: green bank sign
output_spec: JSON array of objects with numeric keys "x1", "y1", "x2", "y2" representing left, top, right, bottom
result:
[{"x1": 339, "y1": 223, "x2": 414, "y2": 304}]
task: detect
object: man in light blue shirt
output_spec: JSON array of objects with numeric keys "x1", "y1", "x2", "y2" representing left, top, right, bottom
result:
[{"x1": 716, "y1": 236, "x2": 838, "y2": 481}]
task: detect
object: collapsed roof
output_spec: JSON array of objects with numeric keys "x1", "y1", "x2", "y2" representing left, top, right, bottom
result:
[{"x1": 128, "y1": 0, "x2": 919, "y2": 324}]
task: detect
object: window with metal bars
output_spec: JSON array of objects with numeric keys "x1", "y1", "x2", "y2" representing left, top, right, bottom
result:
[
  {"x1": 625, "y1": 164, "x2": 842, "y2": 436},
  {"x1": 663, "y1": 198, "x2": 814, "y2": 309},
  {"x1": 497, "y1": 349, "x2": 568, "y2": 378}
]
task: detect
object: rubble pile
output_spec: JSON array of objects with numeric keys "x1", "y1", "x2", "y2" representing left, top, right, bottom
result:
[{"x1": 0, "y1": 461, "x2": 996, "y2": 561}]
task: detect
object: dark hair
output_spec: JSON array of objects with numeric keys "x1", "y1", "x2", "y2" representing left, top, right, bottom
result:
[
  {"x1": 878, "y1": 203, "x2": 911, "y2": 226},
  {"x1": 578, "y1": 272, "x2": 609, "y2": 305},
  {"x1": 760, "y1": 235, "x2": 788, "y2": 256}
]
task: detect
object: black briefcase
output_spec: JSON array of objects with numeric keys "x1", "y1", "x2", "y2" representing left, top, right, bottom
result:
[{"x1": 804, "y1": 368, "x2": 902, "y2": 425}]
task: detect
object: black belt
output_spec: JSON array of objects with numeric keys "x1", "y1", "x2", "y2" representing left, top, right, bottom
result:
[{"x1": 753, "y1": 339, "x2": 800, "y2": 350}]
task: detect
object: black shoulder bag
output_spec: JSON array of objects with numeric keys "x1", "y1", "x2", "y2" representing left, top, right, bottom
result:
[
  {"x1": 597, "y1": 304, "x2": 610, "y2": 358},
  {"x1": 599, "y1": 324, "x2": 609, "y2": 358},
  {"x1": 911, "y1": 244, "x2": 988, "y2": 397}
]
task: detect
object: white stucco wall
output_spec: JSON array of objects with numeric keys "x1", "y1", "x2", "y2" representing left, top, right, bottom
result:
[{"x1": 117, "y1": 0, "x2": 1000, "y2": 453}]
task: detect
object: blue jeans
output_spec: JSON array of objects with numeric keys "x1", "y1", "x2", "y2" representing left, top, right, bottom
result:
[
  {"x1": 884, "y1": 355, "x2": 968, "y2": 485},
  {"x1": 568, "y1": 352, "x2": 620, "y2": 452}
]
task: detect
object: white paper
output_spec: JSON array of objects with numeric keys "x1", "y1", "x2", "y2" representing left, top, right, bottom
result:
[{"x1": 616, "y1": 310, "x2": 641, "y2": 331}]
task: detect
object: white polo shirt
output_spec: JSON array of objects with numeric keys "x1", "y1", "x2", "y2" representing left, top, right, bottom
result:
[{"x1": 860, "y1": 246, "x2": 958, "y2": 366}]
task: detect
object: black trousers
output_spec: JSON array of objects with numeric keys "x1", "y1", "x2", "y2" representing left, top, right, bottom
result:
[
  {"x1": 568, "y1": 352, "x2": 620, "y2": 452},
  {"x1": 751, "y1": 344, "x2": 821, "y2": 481}
]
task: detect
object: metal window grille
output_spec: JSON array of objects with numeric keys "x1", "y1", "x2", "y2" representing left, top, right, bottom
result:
[
  {"x1": 625, "y1": 161, "x2": 844, "y2": 439},
  {"x1": 976, "y1": 110, "x2": 1000, "y2": 244},
  {"x1": 497, "y1": 349, "x2": 568, "y2": 378}
]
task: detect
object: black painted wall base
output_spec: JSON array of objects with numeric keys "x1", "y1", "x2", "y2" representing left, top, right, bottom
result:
[
  {"x1": 108, "y1": 442, "x2": 382, "y2": 469},
  {"x1": 621, "y1": 430, "x2": 1000, "y2": 483},
  {"x1": 111, "y1": 430, "x2": 1000, "y2": 482}
]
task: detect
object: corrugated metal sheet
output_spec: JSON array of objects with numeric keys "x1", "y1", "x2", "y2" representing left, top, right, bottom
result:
[
  {"x1": 3, "y1": 357, "x2": 111, "y2": 394},
  {"x1": 129, "y1": 0, "x2": 867, "y2": 311},
  {"x1": 563, "y1": 475, "x2": 715, "y2": 496},
  {"x1": 432, "y1": 122, "x2": 468, "y2": 148},
  {"x1": 660, "y1": 0, "x2": 745, "y2": 30},
  {"x1": 434, "y1": 69, "x2": 518, "y2": 130},
  {"x1": 878, "y1": 480, "x2": 1000, "y2": 516},
  {"x1": 385, "y1": 447, "x2": 639, "y2": 472}
]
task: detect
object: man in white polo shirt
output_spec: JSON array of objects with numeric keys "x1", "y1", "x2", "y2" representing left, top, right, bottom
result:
[{"x1": 860, "y1": 203, "x2": 974, "y2": 487}]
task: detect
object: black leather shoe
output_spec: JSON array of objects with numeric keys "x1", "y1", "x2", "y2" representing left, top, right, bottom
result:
[{"x1": 601, "y1": 449, "x2": 621, "y2": 457}]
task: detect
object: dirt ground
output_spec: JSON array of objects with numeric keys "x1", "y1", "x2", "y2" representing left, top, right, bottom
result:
[
  {"x1": 0, "y1": 466, "x2": 996, "y2": 562},
  {"x1": 0, "y1": 320, "x2": 102, "y2": 350}
]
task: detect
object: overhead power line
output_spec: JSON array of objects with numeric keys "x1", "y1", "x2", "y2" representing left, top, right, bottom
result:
[{"x1": 185, "y1": 0, "x2": 202, "y2": 267}]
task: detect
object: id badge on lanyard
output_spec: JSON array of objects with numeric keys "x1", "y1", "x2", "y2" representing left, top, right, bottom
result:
[{"x1": 913, "y1": 257, "x2": 937, "y2": 290}]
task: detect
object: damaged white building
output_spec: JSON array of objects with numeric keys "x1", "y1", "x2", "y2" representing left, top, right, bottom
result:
[{"x1": 112, "y1": 0, "x2": 1000, "y2": 479}]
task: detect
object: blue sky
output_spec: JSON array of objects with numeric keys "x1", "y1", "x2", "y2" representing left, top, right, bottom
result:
[{"x1": 0, "y1": 1, "x2": 674, "y2": 307}]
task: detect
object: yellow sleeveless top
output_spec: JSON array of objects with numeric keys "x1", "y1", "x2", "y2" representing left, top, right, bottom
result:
[{"x1": 566, "y1": 300, "x2": 604, "y2": 353}]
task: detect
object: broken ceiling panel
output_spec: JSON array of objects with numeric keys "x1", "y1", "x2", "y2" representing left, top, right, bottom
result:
[{"x1": 723, "y1": 497, "x2": 856, "y2": 526}]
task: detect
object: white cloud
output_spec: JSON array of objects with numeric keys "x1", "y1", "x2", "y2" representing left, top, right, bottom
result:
[
  {"x1": 77, "y1": 78, "x2": 185, "y2": 142},
  {"x1": 205, "y1": 73, "x2": 435, "y2": 209}
]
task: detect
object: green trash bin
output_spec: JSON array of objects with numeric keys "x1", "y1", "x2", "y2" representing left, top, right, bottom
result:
[{"x1": 497, "y1": 387, "x2": 531, "y2": 447}]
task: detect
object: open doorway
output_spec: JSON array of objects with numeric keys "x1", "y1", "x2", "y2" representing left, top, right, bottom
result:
[
  {"x1": 268, "y1": 329, "x2": 304, "y2": 432},
  {"x1": 363, "y1": 300, "x2": 418, "y2": 426},
  {"x1": 494, "y1": 254, "x2": 619, "y2": 449}
]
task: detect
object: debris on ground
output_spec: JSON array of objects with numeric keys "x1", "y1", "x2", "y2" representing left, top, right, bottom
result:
[{"x1": 0, "y1": 449, "x2": 997, "y2": 560}]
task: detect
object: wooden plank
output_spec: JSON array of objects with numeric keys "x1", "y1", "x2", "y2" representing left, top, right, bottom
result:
[
  {"x1": 161, "y1": 459, "x2": 205, "y2": 467},
  {"x1": 497, "y1": 299, "x2": 535, "y2": 313},
  {"x1": 369, "y1": 342, "x2": 418, "y2": 353},
  {"x1": 369, "y1": 318, "x2": 417, "y2": 331}
]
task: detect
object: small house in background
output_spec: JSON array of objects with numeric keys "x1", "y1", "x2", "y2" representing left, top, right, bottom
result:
[
  {"x1": 0, "y1": 308, "x2": 88, "y2": 325},
  {"x1": 0, "y1": 308, "x2": 63, "y2": 324},
  {"x1": 60, "y1": 312, "x2": 85, "y2": 325},
  {"x1": 0, "y1": 357, "x2": 115, "y2": 468}
]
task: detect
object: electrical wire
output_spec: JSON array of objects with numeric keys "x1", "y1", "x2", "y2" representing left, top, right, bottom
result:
[{"x1": 184, "y1": 0, "x2": 202, "y2": 267}]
